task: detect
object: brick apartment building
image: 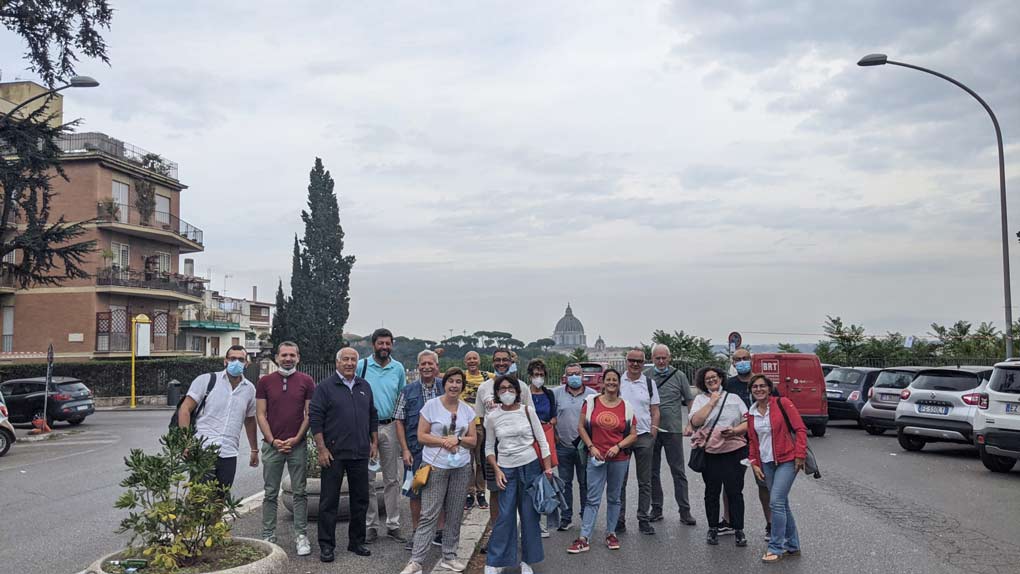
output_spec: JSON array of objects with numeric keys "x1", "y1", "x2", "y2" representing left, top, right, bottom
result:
[{"x1": 0, "y1": 81, "x2": 206, "y2": 362}]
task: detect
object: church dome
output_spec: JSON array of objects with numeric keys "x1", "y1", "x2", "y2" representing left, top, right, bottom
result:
[{"x1": 553, "y1": 304, "x2": 587, "y2": 348}]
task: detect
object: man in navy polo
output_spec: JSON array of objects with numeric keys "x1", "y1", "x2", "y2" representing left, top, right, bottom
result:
[{"x1": 360, "y1": 328, "x2": 408, "y2": 543}]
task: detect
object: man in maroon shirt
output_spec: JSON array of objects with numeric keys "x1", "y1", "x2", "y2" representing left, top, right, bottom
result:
[{"x1": 256, "y1": 341, "x2": 316, "y2": 556}]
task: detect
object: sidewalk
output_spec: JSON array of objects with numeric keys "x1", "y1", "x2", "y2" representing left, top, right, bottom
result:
[{"x1": 230, "y1": 496, "x2": 489, "y2": 574}]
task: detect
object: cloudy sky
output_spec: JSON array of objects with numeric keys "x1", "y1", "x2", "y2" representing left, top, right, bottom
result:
[{"x1": 2, "y1": 1, "x2": 1018, "y2": 347}]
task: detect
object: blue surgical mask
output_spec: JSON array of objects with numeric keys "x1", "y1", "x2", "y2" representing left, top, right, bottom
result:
[
  {"x1": 654, "y1": 366, "x2": 669, "y2": 375},
  {"x1": 508, "y1": 363, "x2": 518, "y2": 373},
  {"x1": 567, "y1": 374, "x2": 583, "y2": 389},
  {"x1": 226, "y1": 360, "x2": 245, "y2": 377},
  {"x1": 735, "y1": 360, "x2": 752, "y2": 375}
]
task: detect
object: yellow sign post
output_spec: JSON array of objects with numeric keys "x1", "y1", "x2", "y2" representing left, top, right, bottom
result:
[{"x1": 130, "y1": 314, "x2": 151, "y2": 409}]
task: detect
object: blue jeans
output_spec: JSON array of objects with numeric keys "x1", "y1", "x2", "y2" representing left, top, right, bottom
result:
[
  {"x1": 486, "y1": 459, "x2": 545, "y2": 568},
  {"x1": 762, "y1": 461, "x2": 800, "y2": 555},
  {"x1": 555, "y1": 443, "x2": 587, "y2": 525},
  {"x1": 580, "y1": 459, "x2": 628, "y2": 540}
]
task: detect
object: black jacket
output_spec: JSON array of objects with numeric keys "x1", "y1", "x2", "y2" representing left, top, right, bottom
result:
[{"x1": 309, "y1": 373, "x2": 379, "y2": 460}]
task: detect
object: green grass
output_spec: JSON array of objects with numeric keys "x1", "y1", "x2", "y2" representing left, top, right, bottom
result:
[{"x1": 103, "y1": 540, "x2": 269, "y2": 574}]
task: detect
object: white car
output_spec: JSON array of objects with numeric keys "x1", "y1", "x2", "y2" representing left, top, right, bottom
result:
[
  {"x1": 894, "y1": 366, "x2": 993, "y2": 452},
  {"x1": 973, "y1": 359, "x2": 1020, "y2": 473}
]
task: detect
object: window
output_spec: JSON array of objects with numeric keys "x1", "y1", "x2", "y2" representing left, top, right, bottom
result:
[
  {"x1": 156, "y1": 252, "x2": 171, "y2": 274},
  {"x1": 155, "y1": 195, "x2": 171, "y2": 225},
  {"x1": 231, "y1": 337, "x2": 240, "y2": 346},
  {"x1": 2, "y1": 250, "x2": 15, "y2": 264},
  {"x1": 111, "y1": 242, "x2": 130, "y2": 269},
  {"x1": 989, "y1": 367, "x2": 1020, "y2": 394},
  {"x1": 112, "y1": 181, "x2": 129, "y2": 223},
  {"x1": 191, "y1": 336, "x2": 207, "y2": 353},
  {"x1": 912, "y1": 372, "x2": 981, "y2": 392},
  {"x1": 2, "y1": 305, "x2": 12, "y2": 352}
]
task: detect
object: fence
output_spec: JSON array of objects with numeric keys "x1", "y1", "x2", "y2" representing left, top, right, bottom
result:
[{"x1": 0, "y1": 357, "x2": 225, "y2": 397}]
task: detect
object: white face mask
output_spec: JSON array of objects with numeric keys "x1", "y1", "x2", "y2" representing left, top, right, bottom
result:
[
  {"x1": 531, "y1": 376, "x2": 545, "y2": 388},
  {"x1": 278, "y1": 367, "x2": 296, "y2": 376},
  {"x1": 499, "y1": 391, "x2": 516, "y2": 405}
]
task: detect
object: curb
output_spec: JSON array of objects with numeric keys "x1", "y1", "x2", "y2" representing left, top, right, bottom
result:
[
  {"x1": 233, "y1": 491, "x2": 265, "y2": 520},
  {"x1": 95, "y1": 406, "x2": 175, "y2": 411},
  {"x1": 456, "y1": 507, "x2": 490, "y2": 562}
]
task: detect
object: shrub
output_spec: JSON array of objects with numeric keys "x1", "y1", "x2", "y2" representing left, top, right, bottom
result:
[
  {"x1": 115, "y1": 426, "x2": 239, "y2": 570},
  {"x1": 0, "y1": 358, "x2": 232, "y2": 397}
]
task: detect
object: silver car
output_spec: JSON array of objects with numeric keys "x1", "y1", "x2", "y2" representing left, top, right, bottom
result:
[
  {"x1": 859, "y1": 367, "x2": 925, "y2": 435},
  {"x1": 895, "y1": 366, "x2": 993, "y2": 451},
  {"x1": 0, "y1": 389, "x2": 15, "y2": 457}
]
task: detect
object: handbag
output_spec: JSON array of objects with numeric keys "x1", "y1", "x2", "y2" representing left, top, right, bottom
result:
[
  {"x1": 411, "y1": 464, "x2": 432, "y2": 493},
  {"x1": 776, "y1": 399, "x2": 821, "y2": 479},
  {"x1": 688, "y1": 392, "x2": 729, "y2": 473},
  {"x1": 528, "y1": 471, "x2": 568, "y2": 516},
  {"x1": 525, "y1": 406, "x2": 558, "y2": 466}
]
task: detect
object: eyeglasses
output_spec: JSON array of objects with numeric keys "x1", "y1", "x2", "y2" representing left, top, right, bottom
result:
[
  {"x1": 626, "y1": 359, "x2": 644, "y2": 364},
  {"x1": 704, "y1": 375, "x2": 721, "y2": 382},
  {"x1": 497, "y1": 386, "x2": 516, "y2": 392}
]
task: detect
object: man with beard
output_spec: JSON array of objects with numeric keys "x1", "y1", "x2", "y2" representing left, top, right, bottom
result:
[
  {"x1": 360, "y1": 328, "x2": 408, "y2": 543},
  {"x1": 256, "y1": 341, "x2": 316, "y2": 555}
]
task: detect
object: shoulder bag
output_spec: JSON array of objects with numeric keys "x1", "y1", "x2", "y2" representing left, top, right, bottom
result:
[
  {"x1": 776, "y1": 399, "x2": 821, "y2": 479},
  {"x1": 688, "y1": 392, "x2": 728, "y2": 473}
]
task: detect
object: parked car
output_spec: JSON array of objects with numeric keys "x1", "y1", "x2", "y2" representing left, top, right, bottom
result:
[
  {"x1": 0, "y1": 377, "x2": 95, "y2": 426},
  {"x1": 821, "y1": 363, "x2": 840, "y2": 377},
  {"x1": 825, "y1": 367, "x2": 881, "y2": 425},
  {"x1": 859, "y1": 367, "x2": 925, "y2": 435},
  {"x1": 752, "y1": 353, "x2": 829, "y2": 436},
  {"x1": 894, "y1": 366, "x2": 993, "y2": 452},
  {"x1": 973, "y1": 359, "x2": 1020, "y2": 472},
  {"x1": 561, "y1": 362, "x2": 609, "y2": 392},
  {"x1": 0, "y1": 389, "x2": 15, "y2": 456}
]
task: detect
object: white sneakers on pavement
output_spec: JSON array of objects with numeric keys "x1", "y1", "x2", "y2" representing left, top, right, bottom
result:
[
  {"x1": 400, "y1": 561, "x2": 423, "y2": 574},
  {"x1": 438, "y1": 559, "x2": 467, "y2": 572},
  {"x1": 484, "y1": 566, "x2": 502, "y2": 574},
  {"x1": 521, "y1": 562, "x2": 534, "y2": 574},
  {"x1": 540, "y1": 524, "x2": 550, "y2": 538},
  {"x1": 295, "y1": 534, "x2": 311, "y2": 556}
]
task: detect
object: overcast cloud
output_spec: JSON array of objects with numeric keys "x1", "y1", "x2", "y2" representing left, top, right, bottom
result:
[{"x1": 1, "y1": 1, "x2": 1017, "y2": 347}]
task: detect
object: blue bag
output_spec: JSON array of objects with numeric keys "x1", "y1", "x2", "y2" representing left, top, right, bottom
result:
[{"x1": 528, "y1": 472, "x2": 568, "y2": 516}]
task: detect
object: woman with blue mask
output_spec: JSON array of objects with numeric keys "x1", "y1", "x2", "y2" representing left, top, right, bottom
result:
[
  {"x1": 568, "y1": 369, "x2": 637, "y2": 554},
  {"x1": 402, "y1": 368, "x2": 478, "y2": 574}
]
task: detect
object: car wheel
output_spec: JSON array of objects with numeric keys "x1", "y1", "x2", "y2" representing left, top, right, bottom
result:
[
  {"x1": 68, "y1": 417, "x2": 85, "y2": 426},
  {"x1": 864, "y1": 426, "x2": 886, "y2": 436},
  {"x1": 979, "y1": 446, "x2": 1017, "y2": 473},
  {"x1": 897, "y1": 430, "x2": 926, "y2": 451},
  {"x1": 810, "y1": 425, "x2": 826, "y2": 437},
  {"x1": 0, "y1": 429, "x2": 12, "y2": 456}
]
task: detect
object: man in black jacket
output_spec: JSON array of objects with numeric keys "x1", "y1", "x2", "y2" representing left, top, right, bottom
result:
[{"x1": 310, "y1": 347, "x2": 379, "y2": 562}]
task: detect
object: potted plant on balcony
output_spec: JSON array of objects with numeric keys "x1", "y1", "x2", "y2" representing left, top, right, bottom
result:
[
  {"x1": 134, "y1": 178, "x2": 156, "y2": 225},
  {"x1": 99, "y1": 197, "x2": 120, "y2": 221},
  {"x1": 87, "y1": 427, "x2": 286, "y2": 574}
]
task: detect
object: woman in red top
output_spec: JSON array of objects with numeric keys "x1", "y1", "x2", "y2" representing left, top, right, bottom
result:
[
  {"x1": 746, "y1": 374, "x2": 808, "y2": 563},
  {"x1": 567, "y1": 369, "x2": 637, "y2": 554}
]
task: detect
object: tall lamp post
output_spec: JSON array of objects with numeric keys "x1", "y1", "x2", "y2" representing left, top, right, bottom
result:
[
  {"x1": 858, "y1": 54, "x2": 1013, "y2": 359},
  {"x1": 0, "y1": 75, "x2": 99, "y2": 123}
]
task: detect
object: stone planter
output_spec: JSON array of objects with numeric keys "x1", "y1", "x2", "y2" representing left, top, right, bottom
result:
[
  {"x1": 282, "y1": 473, "x2": 384, "y2": 522},
  {"x1": 86, "y1": 537, "x2": 286, "y2": 574}
]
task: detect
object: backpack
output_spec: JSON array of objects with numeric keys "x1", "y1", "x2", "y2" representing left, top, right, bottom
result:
[
  {"x1": 583, "y1": 395, "x2": 635, "y2": 438},
  {"x1": 168, "y1": 373, "x2": 217, "y2": 430}
]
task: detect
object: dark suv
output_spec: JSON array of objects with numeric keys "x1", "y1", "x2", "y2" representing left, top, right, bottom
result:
[
  {"x1": 825, "y1": 367, "x2": 881, "y2": 425},
  {"x1": 0, "y1": 377, "x2": 95, "y2": 426}
]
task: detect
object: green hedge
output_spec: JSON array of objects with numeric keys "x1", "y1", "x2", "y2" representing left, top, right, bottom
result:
[{"x1": 0, "y1": 358, "x2": 229, "y2": 397}]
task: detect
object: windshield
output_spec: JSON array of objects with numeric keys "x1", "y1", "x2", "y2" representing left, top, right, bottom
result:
[
  {"x1": 989, "y1": 367, "x2": 1020, "y2": 394},
  {"x1": 912, "y1": 372, "x2": 980, "y2": 392},
  {"x1": 56, "y1": 382, "x2": 88, "y2": 392},
  {"x1": 581, "y1": 365, "x2": 603, "y2": 373},
  {"x1": 874, "y1": 370, "x2": 917, "y2": 389},
  {"x1": 825, "y1": 369, "x2": 863, "y2": 385}
]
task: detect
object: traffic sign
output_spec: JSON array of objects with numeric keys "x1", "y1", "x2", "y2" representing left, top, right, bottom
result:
[{"x1": 728, "y1": 331, "x2": 742, "y2": 352}]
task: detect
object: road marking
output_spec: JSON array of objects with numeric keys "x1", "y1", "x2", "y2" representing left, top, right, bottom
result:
[{"x1": 17, "y1": 439, "x2": 119, "y2": 447}]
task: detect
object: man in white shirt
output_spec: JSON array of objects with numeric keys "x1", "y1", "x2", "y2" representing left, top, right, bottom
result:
[
  {"x1": 617, "y1": 348, "x2": 661, "y2": 535},
  {"x1": 178, "y1": 345, "x2": 259, "y2": 488}
]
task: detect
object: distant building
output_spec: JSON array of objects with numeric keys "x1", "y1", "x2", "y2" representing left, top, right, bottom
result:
[
  {"x1": 179, "y1": 286, "x2": 274, "y2": 358},
  {"x1": 552, "y1": 303, "x2": 587, "y2": 349}
]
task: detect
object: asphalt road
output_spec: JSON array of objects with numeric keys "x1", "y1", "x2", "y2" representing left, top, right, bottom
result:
[{"x1": 1, "y1": 413, "x2": 1018, "y2": 574}]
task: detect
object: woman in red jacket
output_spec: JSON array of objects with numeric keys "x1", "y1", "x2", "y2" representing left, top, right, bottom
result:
[{"x1": 747, "y1": 374, "x2": 807, "y2": 563}]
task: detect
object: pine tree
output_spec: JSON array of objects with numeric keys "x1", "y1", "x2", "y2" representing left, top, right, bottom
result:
[
  {"x1": 270, "y1": 279, "x2": 288, "y2": 351},
  {"x1": 286, "y1": 159, "x2": 355, "y2": 363}
]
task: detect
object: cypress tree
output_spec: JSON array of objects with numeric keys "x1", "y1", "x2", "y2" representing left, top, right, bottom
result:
[{"x1": 270, "y1": 279, "x2": 288, "y2": 351}]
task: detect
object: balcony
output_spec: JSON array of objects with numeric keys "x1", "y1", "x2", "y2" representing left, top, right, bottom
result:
[
  {"x1": 0, "y1": 270, "x2": 15, "y2": 293},
  {"x1": 179, "y1": 308, "x2": 242, "y2": 331},
  {"x1": 95, "y1": 266, "x2": 205, "y2": 304},
  {"x1": 57, "y1": 132, "x2": 179, "y2": 180},
  {"x1": 96, "y1": 202, "x2": 203, "y2": 253}
]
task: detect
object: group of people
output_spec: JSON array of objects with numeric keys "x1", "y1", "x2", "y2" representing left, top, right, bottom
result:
[{"x1": 176, "y1": 330, "x2": 810, "y2": 570}]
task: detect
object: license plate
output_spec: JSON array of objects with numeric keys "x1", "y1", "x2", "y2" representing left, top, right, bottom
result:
[
  {"x1": 826, "y1": 391, "x2": 841, "y2": 398},
  {"x1": 918, "y1": 404, "x2": 949, "y2": 415},
  {"x1": 881, "y1": 394, "x2": 897, "y2": 401},
  {"x1": 1006, "y1": 403, "x2": 1020, "y2": 414},
  {"x1": 76, "y1": 405, "x2": 89, "y2": 411}
]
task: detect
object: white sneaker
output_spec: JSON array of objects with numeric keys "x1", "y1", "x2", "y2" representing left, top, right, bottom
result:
[
  {"x1": 295, "y1": 534, "x2": 311, "y2": 556},
  {"x1": 438, "y1": 558, "x2": 466, "y2": 572},
  {"x1": 521, "y1": 562, "x2": 534, "y2": 574},
  {"x1": 540, "y1": 524, "x2": 550, "y2": 538},
  {"x1": 484, "y1": 566, "x2": 502, "y2": 574},
  {"x1": 400, "y1": 561, "x2": 423, "y2": 574}
]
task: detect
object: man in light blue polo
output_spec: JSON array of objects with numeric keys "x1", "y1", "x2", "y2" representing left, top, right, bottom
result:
[{"x1": 360, "y1": 328, "x2": 407, "y2": 543}]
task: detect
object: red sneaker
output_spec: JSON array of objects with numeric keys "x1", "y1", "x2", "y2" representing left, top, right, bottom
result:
[
  {"x1": 567, "y1": 538, "x2": 590, "y2": 554},
  {"x1": 605, "y1": 533, "x2": 621, "y2": 550}
]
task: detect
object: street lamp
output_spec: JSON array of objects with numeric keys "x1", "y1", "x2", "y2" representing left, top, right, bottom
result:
[
  {"x1": 858, "y1": 54, "x2": 1013, "y2": 359},
  {"x1": 0, "y1": 75, "x2": 100, "y2": 122}
]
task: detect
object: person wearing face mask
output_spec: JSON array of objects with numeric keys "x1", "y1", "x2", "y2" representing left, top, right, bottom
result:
[
  {"x1": 255, "y1": 341, "x2": 316, "y2": 555},
  {"x1": 178, "y1": 345, "x2": 259, "y2": 489},
  {"x1": 484, "y1": 374, "x2": 553, "y2": 574},
  {"x1": 644, "y1": 344, "x2": 697, "y2": 526},
  {"x1": 526, "y1": 359, "x2": 558, "y2": 538},
  {"x1": 552, "y1": 363, "x2": 596, "y2": 532},
  {"x1": 400, "y1": 368, "x2": 478, "y2": 574},
  {"x1": 473, "y1": 348, "x2": 534, "y2": 553}
]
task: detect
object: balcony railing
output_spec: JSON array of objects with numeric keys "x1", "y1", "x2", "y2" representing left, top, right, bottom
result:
[
  {"x1": 96, "y1": 202, "x2": 203, "y2": 245},
  {"x1": 96, "y1": 308, "x2": 178, "y2": 353},
  {"x1": 0, "y1": 270, "x2": 15, "y2": 289},
  {"x1": 96, "y1": 266, "x2": 205, "y2": 299},
  {"x1": 180, "y1": 308, "x2": 242, "y2": 324},
  {"x1": 58, "y1": 132, "x2": 179, "y2": 180}
]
